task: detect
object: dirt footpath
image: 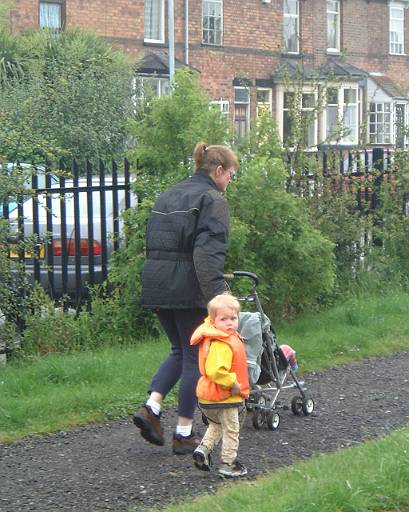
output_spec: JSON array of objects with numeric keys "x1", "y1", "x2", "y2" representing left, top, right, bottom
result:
[{"x1": 1, "y1": 352, "x2": 409, "y2": 512}]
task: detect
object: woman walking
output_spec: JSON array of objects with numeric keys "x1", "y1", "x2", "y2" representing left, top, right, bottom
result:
[{"x1": 133, "y1": 141, "x2": 238, "y2": 454}]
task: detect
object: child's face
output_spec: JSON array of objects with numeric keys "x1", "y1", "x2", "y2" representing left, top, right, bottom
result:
[{"x1": 212, "y1": 307, "x2": 239, "y2": 334}]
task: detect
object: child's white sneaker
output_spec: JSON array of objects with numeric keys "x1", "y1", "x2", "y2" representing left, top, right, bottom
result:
[{"x1": 218, "y1": 460, "x2": 247, "y2": 478}]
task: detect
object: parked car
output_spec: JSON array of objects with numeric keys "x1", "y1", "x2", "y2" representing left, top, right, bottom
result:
[
  {"x1": 0, "y1": 163, "x2": 58, "y2": 217},
  {"x1": 8, "y1": 174, "x2": 136, "y2": 300}
]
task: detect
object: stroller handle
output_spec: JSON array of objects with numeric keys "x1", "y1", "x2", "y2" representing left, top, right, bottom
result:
[{"x1": 224, "y1": 271, "x2": 259, "y2": 286}]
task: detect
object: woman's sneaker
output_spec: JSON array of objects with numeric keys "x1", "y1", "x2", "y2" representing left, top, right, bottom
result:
[
  {"x1": 193, "y1": 445, "x2": 212, "y2": 471},
  {"x1": 218, "y1": 460, "x2": 247, "y2": 478}
]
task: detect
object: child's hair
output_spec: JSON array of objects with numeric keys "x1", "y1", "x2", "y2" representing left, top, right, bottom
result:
[{"x1": 207, "y1": 294, "x2": 241, "y2": 319}]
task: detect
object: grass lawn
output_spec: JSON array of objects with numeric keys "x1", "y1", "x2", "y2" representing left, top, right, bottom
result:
[
  {"x1": 160, "y1": 426, "x2": 409, "y2": 512},
  {"x1": 1, "y1": 290, "x2": 409, "y2": 443}
]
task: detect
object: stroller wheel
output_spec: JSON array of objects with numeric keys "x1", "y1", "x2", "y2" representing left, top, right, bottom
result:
[
  {"x1": 301, "y1": 397, "x2": 315, "y2": 416},
  {"x1": 291, "y1": 396, "x2": 303, "y2": 416},
  {"x1": 252, "y1": 409, "x2": 265, "y2": 429},
  {"x1": 266, "y1": 411, "x2": 280, "y2": 430}
]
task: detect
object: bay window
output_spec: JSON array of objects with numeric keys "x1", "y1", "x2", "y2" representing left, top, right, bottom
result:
[
  {"x1": 281, "y1": 90, "x2": 317, "y2": 147},
  {"x1": 324, "y1": 86, "x2": 359, "y2": 145},
  {"x1": 369, "y1": 103, "x2": 392, "y2": 144}
]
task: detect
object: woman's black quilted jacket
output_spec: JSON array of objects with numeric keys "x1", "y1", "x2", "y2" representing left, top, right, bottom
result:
[{"x1": 141, "y1": 170, "x2": 229, "y2": 309}]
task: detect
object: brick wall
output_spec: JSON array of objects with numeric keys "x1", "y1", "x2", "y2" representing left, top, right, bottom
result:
[{"x1": 7, "y1": 0, "x2": 409, "y2": 135}]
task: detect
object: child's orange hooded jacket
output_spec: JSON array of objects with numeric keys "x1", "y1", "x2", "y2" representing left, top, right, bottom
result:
[{"x1": 190, "y1": 318, "x2": 250, "y2": 405}]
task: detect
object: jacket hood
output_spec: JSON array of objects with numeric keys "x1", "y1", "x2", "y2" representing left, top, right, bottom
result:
[{"x1": 190, "y1": 317, "x2": 231, "y2": 346}]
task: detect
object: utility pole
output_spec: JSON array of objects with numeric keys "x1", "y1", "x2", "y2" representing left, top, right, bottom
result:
[{"x1": 168, "y1": 0, "x2": 175, "y2": 82}]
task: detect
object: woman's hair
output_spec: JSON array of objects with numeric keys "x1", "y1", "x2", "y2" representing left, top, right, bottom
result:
[
  {"x1": 193, "y1": 142, "x2": 239, "y2": 173},
  {"x1": 207, "y1": 294, "x2": 241, "y2": 319}
]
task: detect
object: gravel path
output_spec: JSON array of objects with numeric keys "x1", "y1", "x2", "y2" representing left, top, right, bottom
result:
[{"x1": 1, "y1": 352, "x2": 409, "y2": 512}]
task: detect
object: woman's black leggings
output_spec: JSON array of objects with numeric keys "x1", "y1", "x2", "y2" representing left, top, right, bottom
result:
[{"x1": 149, "y1": 308, "x2": 207, "y2": 419}]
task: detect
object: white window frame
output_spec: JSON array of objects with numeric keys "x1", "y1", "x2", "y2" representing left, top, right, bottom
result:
[
  {"x1": 322, "y1": 84, "x2": 360, "y2": 145},
  {"x1": 276, "y1": 86, "x2": 318, "y2": 149},
  {"x1": 134, "y1": 75, "x2": 171, "y2": 103},
  {"x1": 256, "y1": 88, "x2": 272, "y2": 117},
  {"x1": 369, "y1": 102, "x2": 393, "y2": 144},
  {"x1": 327, "y1": 0, "x2": 340, "y2": 52},
  {"x1": 39, "y1": 1, "x2": 63, "y2": 29},
  {"x1": 202, "y1": 0, "x2": 223, "y2": 46},
  {"x1": 210, "y1": 98, "x2": 230, "y2": 117},
  {"x1": 234, "y1": 86, "x2": 250, "y2": 139},
  {"x1": 144, "y1": 0, "x2": 165, "y2": 44},
  {"x1": 283, "y1": 0, "x2": 300, "y2": 54},
  {"x1": 389, "y1": 1, "x2": 405, "y2": 55}
]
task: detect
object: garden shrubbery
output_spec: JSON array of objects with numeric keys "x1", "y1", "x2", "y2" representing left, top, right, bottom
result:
[{"x1": 1, "y1": 30, "x2": 409, "y2": 356}]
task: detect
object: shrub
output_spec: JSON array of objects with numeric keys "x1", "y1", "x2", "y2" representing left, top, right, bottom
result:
[{"x1": 227, "y1": 116, "x2": 336, "y2": 318}]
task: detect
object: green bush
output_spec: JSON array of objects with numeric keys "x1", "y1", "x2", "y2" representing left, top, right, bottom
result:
[{"x1": 227, "y1": 116, "x2": 336, "y2": 318}]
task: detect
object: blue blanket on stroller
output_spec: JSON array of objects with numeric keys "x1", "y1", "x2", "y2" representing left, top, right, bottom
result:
[{"x1": 239, "y1": 311, "x2": 272, "y2": 385}]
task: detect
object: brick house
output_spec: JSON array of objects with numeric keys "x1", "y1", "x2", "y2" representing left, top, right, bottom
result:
[{"x1": 7, "y1": 0, "x2": 409, "y2": 148}]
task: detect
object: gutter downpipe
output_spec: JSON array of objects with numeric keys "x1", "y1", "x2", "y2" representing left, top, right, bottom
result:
[
  {"x1": 184, "y1": 0, "x2": 189, "y2": 65},
  {"x1": 168, "y1": 0, "x2": 175, "y2": 83}
]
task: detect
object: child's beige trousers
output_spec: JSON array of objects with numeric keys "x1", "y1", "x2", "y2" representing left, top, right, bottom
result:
[{"x1": 200, "y1": 407, "x2": 240, "y2": 464}]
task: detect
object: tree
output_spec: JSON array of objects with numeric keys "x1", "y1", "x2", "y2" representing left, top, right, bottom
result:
[
  {"x1": 127, "y1": 67, "x2": 230, "y2": 200},
  {"x1": 0, "y1": 28, "x2": 135, "y2": 164}
]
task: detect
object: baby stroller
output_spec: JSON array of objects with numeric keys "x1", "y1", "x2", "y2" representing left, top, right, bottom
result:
[{"x1": 226, "y1": 271, "x2": 315, "y2": 431}]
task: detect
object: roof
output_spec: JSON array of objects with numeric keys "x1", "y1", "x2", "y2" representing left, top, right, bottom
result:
[
  {"x1": 136, "y1": 51, "x2": 199, "y2": 76},
  {"x1": 321, "y1": 59, "x2": 368, "y2": 79},
  {"x1": 369, "y1": 75, "x2": 407, "y2": 100},
  {"x1": 272, "y1": 59, "x2": 316, "y2": 82},
  {"x1": 273, "y1": 58, "x2": 368, "y2": 82}
]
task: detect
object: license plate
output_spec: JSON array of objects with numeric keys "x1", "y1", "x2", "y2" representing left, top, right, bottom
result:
[{"x1": 9, "y1": 244, "x2": 45, "y2": 259}]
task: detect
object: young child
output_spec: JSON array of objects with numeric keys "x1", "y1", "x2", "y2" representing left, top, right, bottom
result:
[{"x1": 190, "y1": 294, "x2": 249, "y2": 478}]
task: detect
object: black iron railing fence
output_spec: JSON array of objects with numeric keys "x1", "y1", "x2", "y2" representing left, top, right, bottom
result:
[
  {"x1": 1, "y1": 148, "x2": 406, "y2": 309},
  {"x1": 286, "y1": 147, "x2": 401, "y2": 210},
  {"x1": 1, "y1": 159, "x2": 134, "y2": 306}
]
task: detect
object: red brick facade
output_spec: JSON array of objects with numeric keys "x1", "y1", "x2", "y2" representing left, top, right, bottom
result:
[{"x1": 7, "y1": 0, "x2": 409, "y2": 146}]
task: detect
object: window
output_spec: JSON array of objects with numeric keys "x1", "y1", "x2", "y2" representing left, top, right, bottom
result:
[
  {"x1": 343, "y1": 88, "x2": 358, "y2": 144},
  {"x1": 324, "y1": 86, "x2": 359, "y2": 144},
  {"x1": 390, "y1": 2, "x2": 405, "y2": 55},
  {"x1": 256, "y1": 89, "x2": 272, "y2": 117},
  {"x1": 210, "y1": 99, "x2": 230, "y2": 117},
  {"x1": 234, "y1": 87, "x2": 250, "y2": 139},
  {"x1": 283, "y1": 0, "x2": 299, "y2": 53},
  {"x1": 369, "y1": 103, "x2": 392, "y2": 144},
  {"x1": 326, "y1": 87, "x2": 339, "y2": 139},
  {"x1": 395, "y1": 103, "x2": 407, "y2": 148},
  {"x1": 135, "y1": 76, "x2": 171, "y2": 103},
  {"x1": 202, "y1": 0, "x2": 223, "y2": 45},
  {"x1": 327, "y1": 0, "x2": 340, "y2": 51},
  {"x1": 282, "y1": 91, "x2": 317, "y2": 147},
  {"x1": 39, "y1": 1, "x2": 63, "y2": 29},
  {"x1": 144, "y1": 0, "x2": 165, "y2": 43}
]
